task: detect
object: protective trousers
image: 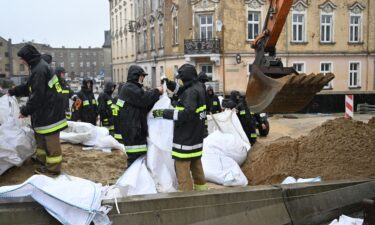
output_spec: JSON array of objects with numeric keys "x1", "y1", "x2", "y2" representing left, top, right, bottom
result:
[
  {"x1": 175, "y1": 159, "x2": 207, "y2": 191},
  {"x1": 35, "y1": 133, "x2": 62, "y2": 173}
]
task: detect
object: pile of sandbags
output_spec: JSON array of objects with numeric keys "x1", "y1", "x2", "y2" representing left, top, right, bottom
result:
[{"x1": 0, "y1": 96, "x2": 35, "y2": 175}]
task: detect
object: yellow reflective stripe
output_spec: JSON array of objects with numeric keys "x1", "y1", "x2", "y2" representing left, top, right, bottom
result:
[
  {"x1": 107, "y1": 100, "x2": 113, "y2": 105},
  {"x1": 240, "y1": 110, "x2": 246, "y2": 115},
  {"x1": 36, "y1": 148, "x2": 46, "y2": 156},
  {"x1": 213, "y1": 101, "x2": 218, "y2": 106},
  {"x1": 29, "y1": 86, "x2": 32, "y2": 92},
  {"x1": 251, "y1": 133, "x2": 257, "y2": 138},
  {"x1": 114, "y1": 134, "x2": 122, "y2": 140},
  {"x1": 108, "y1": 125, "x2": 114, "y2": 130},
  {"x1": 46, "y1": 155, "x2": 62, "y2": 164},
  {"x1": 92, "y1": 100, "x2": 97, "y2": 105},
  {"x1": 250, "y1": 112, "x2": 255, "y2": 115},
  {"x1": 103, "y1": 118, "x2": 109, "y2": 122},
  {"x1": 175, "y1": 106, "x2": 184, "y2": 111},
  {"x1": 65, "y1": 115, "x2": 71, "y2": 119},
  {"x1": 55, "y1": 83, "x2": 62, "y2": 93},
  {"x1": 116, "y1": 99, "x2": 124, "y2": 108},
  {"x1": 34, "y1": 120, "x2": 68, "y2": 135},
  {"x1": 195, "y1": 105, "x2": 206, "y2": 113},
  {"x1": 126, "y1": 147, "x2": 147, "y2": 153},
  {"x1": 172, "y1": 151, "x2": 202, "y2": 159},
  {"x1": 62, "y1": 90, "x2": 69, "y2": 94},
  {"x1": 83, "y1": 100, "x2": 89, "y2": 106},
  {"x1": 48, "y1": 75, "x2": 59, "y2": 88},
  {"x1": 194, "y1": 184, "x2": 208, "y2": 191}
]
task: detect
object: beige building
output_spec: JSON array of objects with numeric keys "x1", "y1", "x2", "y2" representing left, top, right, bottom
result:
[
  {"x1": 109, "y1": 0, "x2": 137, "y2": 84},
  {"x1": 0, "y1": 37, "x2": 12, "y2": 78},
  {"x1": 111, "y1": 0, "x2": 374, "y2": 96}
]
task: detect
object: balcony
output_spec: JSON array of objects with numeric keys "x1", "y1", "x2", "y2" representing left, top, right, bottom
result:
[{"x1": 184, "y1": 38, "x2": 221, "y2": 55}]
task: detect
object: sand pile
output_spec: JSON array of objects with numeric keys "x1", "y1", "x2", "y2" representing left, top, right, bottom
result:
[
  {"x1": 241, "y1": 117, "x2": 375, "y2": 185},
  {"x1": 0, "y1": 144, "x2": 127, "y2": 186}
]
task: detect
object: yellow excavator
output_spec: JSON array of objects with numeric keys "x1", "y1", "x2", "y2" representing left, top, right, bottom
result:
[{"x1": 246, "y1": 0, "x2": 334, "y2": 113}]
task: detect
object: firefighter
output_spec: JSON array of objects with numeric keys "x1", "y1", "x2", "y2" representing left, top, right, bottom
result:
[
  {"x1": 54, "y1": 67, "x2": 78, "y2": 120},
  {"x1": 72, "y1": 78, "x2": 98, "y2": 125},
  {"x1": 111, "y1": 82, "x2": 125, "y2": 143},
  {"x1": 8, "y1": 44, "x2": 66, "y2": 176},
  {"x1": 153, "y1": 64, "x2": 208, "y2": 192},
  {"x1": 230, "y1": 91, "x2": 257, "y2": 145},
  {"x1": 207, "y1": 85, "x2": 221, "y2": 114},
  {"x1": 118, "y1": 65, "x2": 162, "y2": 166},
  {"x1": 98, "y1": 82, "x2": 116, "y2": 134}
]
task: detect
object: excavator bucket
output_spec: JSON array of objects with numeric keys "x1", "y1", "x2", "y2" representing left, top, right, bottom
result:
[{"x1": 245, "y1": 65, "x2": 335, "y2": 113}]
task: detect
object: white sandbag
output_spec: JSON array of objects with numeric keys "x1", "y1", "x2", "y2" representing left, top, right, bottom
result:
[
  {"x1": 207, "y1": 110, "x2": 250, "y2": 151},
  {"x1": 281, "y1": 176, "x2": 321, "y2": 184},
  {"x1": 0, "y1": 96, "x2": 35, "y2": 175},
  {"x1": 0, "y1": 174, "x2": 111, "y2": 225},
  {"x1": 328, "y1": 215, "x2": 363, "y2": 225},
  {"x1": 146, "y1": 92, "x2": 177, "y2": 193},
  {"x1": 61, "y1": 121, "x2": 125, "y2": 152},
  {"x1": 203, "y1": 130, "x2": 248, "y2": 165},
  {"x1": 202, "y1": 148, "x2": 248, "y2": 187},
  {"x1": 0, "y1": 95, "x2": 20, "y2": 125},
  {"x1": 116, "y1": 156, "x2": 157, "y2": 196}
]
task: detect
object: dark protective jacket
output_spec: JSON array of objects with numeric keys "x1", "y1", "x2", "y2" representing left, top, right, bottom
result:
[
  {"x1": 118, "y1": 66, "x2": 160, "y2": 155},
  {"x1": 98, "y1": 82, "x2": 116, "y2": 129},
  {"x1": 207, "y1": 86, "x2": 221, "y2": 114},
  {"x1": 230, "y1": 91, "x2": 257, "y2": 144},
  {"x1": 10, "y1": 45, "x2": 67, "y2": 135},
  {"x1": 73, "y1": 79, "x2": 98, "y2": 125},
  {"x1": 163, "y1": 64, "x2": 207, "y2": 161}
]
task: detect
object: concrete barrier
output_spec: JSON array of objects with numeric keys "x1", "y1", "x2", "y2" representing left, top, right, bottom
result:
[{"x1": 0, "y1": 180, "x2": 373, "y2": 225}]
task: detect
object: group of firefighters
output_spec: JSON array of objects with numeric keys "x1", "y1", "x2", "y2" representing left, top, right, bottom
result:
[{"x1": 7, "y1": 44, "x2": 264, "y2": 192}]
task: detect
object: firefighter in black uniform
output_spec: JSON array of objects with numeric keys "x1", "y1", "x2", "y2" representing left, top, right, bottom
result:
[
  {"x1": 153, "y1": 64, "x2": 208, "y2": 191},
  {"x1": 118, "y1": 65, "x2": 162, "y2": 166},
  {"x1": 8, "y1": 44, "x2": 67, "y2": 176},
  {"x1": 72, "y1": 78, "x2": 98, "y2": 125},
  {"x1": 54, "y1": 67, "x2": 78, "y2": 120},
  {"x1": 229, "y1": 91, "x2": 257, "y2": 145},
  {"x1": 98, "y1": 82, "x2": 116, "y2": 134},
  {"x1": 111, "y1": 82, "x2": 125, "y2": 143},
  {"x1": 207, "y1": 85, "x2": 221, "y2": 114}
]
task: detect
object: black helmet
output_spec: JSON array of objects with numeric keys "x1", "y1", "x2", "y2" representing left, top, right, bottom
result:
[
  {"x1": 127, "y1": 65, "x2": 148, "y2": 81},
  {"x1": 198, "y1": 71, "x2": 209, "y2": 83},
  {"x1": 17, "y1": 44, "x2": 41, "y2": 66},
  {"x1": 230, "y1": 90, "x2": 241, "y2": 102},
  {"x1": 41, "y1": 54, "x2": 52, "y2": 64},
  {"x1": 176, "y1": 64, "x2": 198, "y2": 82},
  {"x1": 104, "y1": 81, "x2": 116, "y2": 95}
]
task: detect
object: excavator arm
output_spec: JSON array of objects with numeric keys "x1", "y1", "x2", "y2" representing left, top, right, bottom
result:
[{"x1": 245, "y1": 0, "x2": 334, "y2": 113}]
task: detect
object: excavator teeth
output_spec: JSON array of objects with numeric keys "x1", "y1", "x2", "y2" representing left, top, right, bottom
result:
[{"x1": 245, "y1": 65, "x2": 335, "y2": 113}]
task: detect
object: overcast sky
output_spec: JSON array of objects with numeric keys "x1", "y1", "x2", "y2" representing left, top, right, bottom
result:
[{"x1": 0, "y1": 0, "x2": 110, "y2": 48}]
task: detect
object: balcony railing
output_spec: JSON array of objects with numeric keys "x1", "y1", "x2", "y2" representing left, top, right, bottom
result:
[{"x1": 184, "y1": 38, "x2": 221, "y2": 55}]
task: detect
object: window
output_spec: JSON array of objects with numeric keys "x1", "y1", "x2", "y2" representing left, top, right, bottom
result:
[
  {"x1": 349, "y1": 62, "x2": 361, "y2": 88},
  {"x1": 60, "y1": 62, "x2": 64, "y2": 67},
  {"x1": 52, "y1": 62, "x2": 56, "y2": 67},
  {"x1": 158, "y1": 0, "x2": 163, "y2": 8},
  {"x1": 51, "y1": 52, "x2": 55, "y2": 57},
  {"x1": 160, "y1": 66, "x2": 164, "y2": 76},
  {"x1": 159, "y1": 23, "x2": 164, "y2": 48},
  {"x1": 349, "y1": 15, "x2": 361, "y2": 43},
  {"x1": 70, "y1": 53, "x2": 74, "y2": 58},
  {"x1": 20, "y1": 64, "x2": 25, "y2": 72},
  {"x1": 0, "y1": 42, "x2": 2, "y2": 46},
  {"x1": 60, "y1": 52, "x2": 63, "y2": 57},
  {"x1": 80, "y1": 52, "x2": 83, "y2": 58},
  {"x1": 292, "y1": 13, "x2": 305, "y2": 42},
  {"x1": 137, "y1": 32, "x2": 141, "y2": 53},
  {"x1": 151, "y1": 27, "x2": 155, "y2": 50},
  {"x1": 93, "y1": 52, "x2": 97, "y2": 56},
  {"x1": 200, "y1": 64, "x2": 213, "y2": 81},
  {"x1": 321, "y1": 62, "x2": 333, "y2": 89},
  {"x1": 80, "y1": 72, "x2": 84, "y2": 77},
  {"x1": 321, "y1": 13, "x2": 333, "y2": 42},
  {"x1": 150, "y1": 0, "x2": 153, "y2": 11},
  {"x1": 173, "y1": 16, "x2": 178, "y2": 45},
  {"x1": 86, "y1": 52, "x2": 90, "y2": 56},
  {"x1": 293, "y1": 63, "x2": 305, "y2": 73},
  {"x1": 5, "y1": 64, "x2": 9, "y2": 71},
  {"x1": 86, "y1": 62, "x2": 90, "y2": 67},
  {"x1": 4, "y1": 52, "x2": 9, "y2": 57},
  {"x1": 80, "y1": 62, "x2": 83, "y2": 67},
  {"x1": 143, "y1": 29, "x2": 147, "y2": 52},
  {"x1": 199, "y1": 15, "x2": 213, "y2": 39},
  {"x1": 93, "y1": 61, "x2": 97, "y2": 66},
  {"x1": 87, "y1": 72, "x2": 90, "y2": 76},
  {"x1": 71, "y1": 62, "x2": 75, "y2": 67},
  {"x1": 248, "y1": 11, "x2": 260, "y2": 40}
]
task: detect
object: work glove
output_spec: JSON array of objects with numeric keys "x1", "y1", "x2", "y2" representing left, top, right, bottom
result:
[
  {"x1": 161, "y1": 77, "x2": 176, "y2": 91},
  {"x1": 7, "y1": 88, "x2": 15, "y2": 96},
  {"x1": 152, "y1": 109, "x2": 165, "y2": 118}
]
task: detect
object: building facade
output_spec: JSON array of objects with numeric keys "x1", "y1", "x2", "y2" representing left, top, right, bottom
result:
[
  {"x1": 0, "y1": 37, "x2": 12, "y2": 78},
  {"x1": 110, "y1": 0, "x2": 137, "y2": 84},
  {"x1": 109, "y1": 0, "x2": 374, "y2": 97}
]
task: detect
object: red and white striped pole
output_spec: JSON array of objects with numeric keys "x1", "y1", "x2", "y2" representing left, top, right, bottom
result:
[{"x1": 345, "y1": 94, "x2": 354, "y2": 119}]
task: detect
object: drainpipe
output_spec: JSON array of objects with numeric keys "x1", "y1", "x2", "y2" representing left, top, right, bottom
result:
[
  {"x1": 366, "y1": 0, "x2": 370, "y2": 90},
  {"x1": 221, "y1": 5, "x2": 226, "y2": 95},
  {"x1": 8, "y1": 39, "x2": 13, "y2": 78}
]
